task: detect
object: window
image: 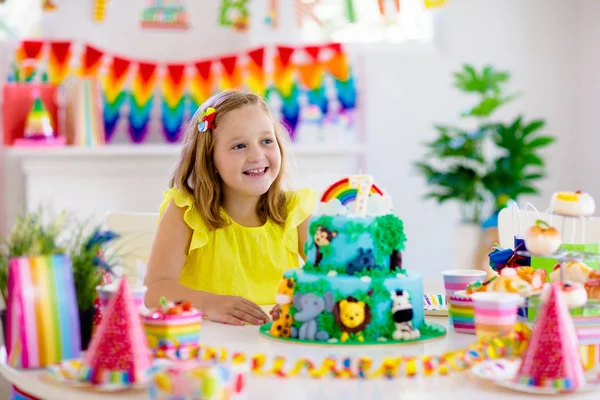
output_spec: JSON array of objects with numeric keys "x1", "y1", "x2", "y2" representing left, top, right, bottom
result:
[
  {"x1": 0, "y1": 0, "x2": 42, "y2": 40},
  {"x1": 300, "y1": 0, "x2": 436, "y2": 45}
]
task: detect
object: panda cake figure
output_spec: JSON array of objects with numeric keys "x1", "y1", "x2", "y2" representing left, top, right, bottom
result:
[{"x1": 261, "y1": 175, "x2": 446, "y2": 345}]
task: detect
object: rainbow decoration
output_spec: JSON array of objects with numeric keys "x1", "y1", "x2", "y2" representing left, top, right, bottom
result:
[
  {"x1": 324, "y1": 43, "x2": 357, "y2": 118},
  {"x1": 6, "y1": 255, "x2": 81, "y2": 369},
  {"x1": 48, "y1": 41, "x2": 72, "y2": 85},
  {"x1": 297, "y1": 46, "x2": 328, "y2": 119},
  {"x1": 79, "y1": 279, "x2": 151, "y2": 385},
  {"x1": 79, "y1": 45, "x2": 104, "y2": 77},
  {"x1": 14, "y1": 40, "x2": 44, "y2": 83},
  {"x1": 219, "y1": 55, "x2": 243, "y2": 91},
  {"x1": 320, "y1": 177, "x2": 383, "y2": 205},
  {"x1": 23, "y1": 94, "x2": 54, "y2": 139},
  {"x1": 271, "y1": 46, "x2": 300, "y2": 139},
  {"x1": 246, "y1": 47, "x2": 267, "y2": 98},
  {"x1": 102, "y1": 56, "x2": 131, "y2": 142},
  {"x1": 128, "y1": 62, "x2": 157, "y2": 143},
  {"x1": 161, "y1": 64, "x2": 187, "y2": 142},
  {"x1": 188, "y1": 60, "x2": 215, "y2": 117}
]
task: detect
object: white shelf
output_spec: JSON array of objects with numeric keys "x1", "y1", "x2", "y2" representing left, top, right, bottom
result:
[{"x1": 2, "y1": 143, "x2": 366, "y2": 158}]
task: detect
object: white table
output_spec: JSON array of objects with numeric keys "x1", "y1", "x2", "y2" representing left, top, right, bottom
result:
[{"x1": 1, "y1": 315, "x2": 598, "y2": 400}]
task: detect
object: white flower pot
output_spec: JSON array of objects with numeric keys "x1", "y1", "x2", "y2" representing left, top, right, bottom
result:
[{"x1": 453, "y1": 223, "x2": 483, "y2": 270}]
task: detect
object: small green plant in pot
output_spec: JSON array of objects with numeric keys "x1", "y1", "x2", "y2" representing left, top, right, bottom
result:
[{"x1": 68, "y1": 223, "x2": 119, "y2": 350}]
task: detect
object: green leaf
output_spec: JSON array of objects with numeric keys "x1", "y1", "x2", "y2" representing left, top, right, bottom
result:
[
  {"x1": 526, "y1": 136, "x2": 555, "y2": 148},
  {"x1": 524, "y1": 173, "x2": 544, "y2": 180},
  {"x1": 522, "y1": 120, "x2": 545, "y2": 137},
  {"x1": 524, "y1": 154, "x2": 544, "y2": 166}
]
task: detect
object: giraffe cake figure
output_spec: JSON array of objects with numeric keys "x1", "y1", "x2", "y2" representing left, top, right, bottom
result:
[{"x1": 261, "y1": 175, "x2": 446, "y2": 344}]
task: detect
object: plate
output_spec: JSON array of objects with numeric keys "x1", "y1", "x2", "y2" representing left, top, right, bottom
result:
[
  {"x1": 470, "y1": 358, "x2": 600, "y2": 395},
  {"x1": 41, "y1": 359, "x2": 151, "y2": 392},
  {"x1": 423, "y1": 294, "x2": 448, "y2": 317}
]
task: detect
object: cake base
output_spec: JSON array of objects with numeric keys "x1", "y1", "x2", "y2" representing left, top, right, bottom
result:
[{"x1": 259, "y1": 321, "x2": 446, "y2": 346}]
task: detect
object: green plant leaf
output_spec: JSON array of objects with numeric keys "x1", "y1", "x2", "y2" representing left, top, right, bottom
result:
[
  {"x1": 524, "y1": 154, "x2": 544, "y2": 167},
  {"x1": 526, "y1": 136, "x2": 555, "y2": 148},
  {"x1": 522, "y1": 120, "x2": 545, "y2": 137}
]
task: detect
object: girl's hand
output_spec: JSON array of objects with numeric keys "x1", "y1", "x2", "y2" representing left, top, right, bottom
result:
[
  {"x1": 205, "y1": 294, "x2": 270, "y2": 326},
  {"x1": 269, "y1": 304, "x2": 281, "y2": 320}
]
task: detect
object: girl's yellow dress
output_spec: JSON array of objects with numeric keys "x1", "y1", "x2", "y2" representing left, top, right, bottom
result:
[{"x1": 159, "y1": 187, "x2": 316, "y2": 305}]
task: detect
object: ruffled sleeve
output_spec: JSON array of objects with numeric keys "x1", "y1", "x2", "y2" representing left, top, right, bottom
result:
[
  {"x1": 159, "y1": 187, "x2": 209, "y2": 254},
  {"x1": 283, "y1": 187, "x2": 317, "y2": 254}
]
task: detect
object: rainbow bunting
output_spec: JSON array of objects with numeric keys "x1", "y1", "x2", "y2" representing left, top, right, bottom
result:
[
  {"x1": 48, "y1": 41, "x2": 72, "y2": 85},
  {"x1": 219, "y1": 55, "x2": 243, "y2": 90},
  {"x1": 102, "y1": 56, "x2": 131, "y2": 142},
  {"x1": 189, "y1": 60, "x2": 215, "y2": 116},
  {"x1": 272, "y1": 46, "x2": 300, "y2": 138},
  {"x1": 6, "y1": 255, "x2": 81, "y2": 368},
  {"x1": 128, "y1": 62, "x2": 157, "y2": 143},
  {"x1": 161, "y1": 64, "x2": 187, "y2": 142},
  {"x1": 79, "y1": 45, "x2": 104, "y2": 77},
  {"x1": 297, "y1": 45, "x2": 328, "y2": 118},
  {"x1": 246, "y1": 47, "x2": 266, "y2": 98},
  {"x1": 324, "y1": 43, "x2": 357, "y2": 116}
]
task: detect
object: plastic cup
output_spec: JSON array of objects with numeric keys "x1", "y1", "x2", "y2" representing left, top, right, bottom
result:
[
  {"x1": 96, "y1": 281, "x2": 147, "y2": 311},
  {"x1": 472, "y1": 292, "x2": 522, "y2": 340},
  {"x1": 441, "y1": 269, "x2": 487, "y2": 298},
  {"x1": 448, "y1": 290, "x2": 475, "y2": 334}
]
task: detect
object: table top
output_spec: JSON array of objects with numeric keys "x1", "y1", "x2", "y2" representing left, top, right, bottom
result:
[{"x1": 1, "y1": 315, "x2": 599, "y2": 400}]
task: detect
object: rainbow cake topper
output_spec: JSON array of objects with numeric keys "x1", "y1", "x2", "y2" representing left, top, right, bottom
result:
[
  {"x1": 320, "y1": 175, "x2": 388, "y2": 217},
  {"x1": 320, "y1": 176, "x2": 383, "y2": 206}
]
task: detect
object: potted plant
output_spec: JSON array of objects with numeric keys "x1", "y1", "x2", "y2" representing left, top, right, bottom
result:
[
  {"x1": 67, "y1": 223, "x2": 119, "y2": 350},
  {"x1": 414, "y1": 64, "x2": 555, "y2": 269},
  {"x1": 0, "y1": 207, "x2": 68, "y2": 343}
]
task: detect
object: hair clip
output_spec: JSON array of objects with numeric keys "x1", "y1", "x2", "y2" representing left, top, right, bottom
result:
[{"x1": 198, "y1": 107, "x2": 217, "y2": 133}]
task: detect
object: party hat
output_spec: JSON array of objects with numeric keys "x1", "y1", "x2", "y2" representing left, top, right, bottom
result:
[
  {"x1": 78, "y1": 279, "x2": 152, "y2": 385},
  {"x1": 24, "y1": 93, "x2": 54, "y2": 139},
  {"x1": 515, "y1": 282, "x2": 585, "y2": 391}
]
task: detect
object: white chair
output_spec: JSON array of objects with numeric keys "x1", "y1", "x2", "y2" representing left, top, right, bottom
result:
[
  {"x1": 497, "y1": 206, "x2": 600, "y2": 248},
  {"x1": 104, "y1": 212, "x2": 159, "y2": 285}
]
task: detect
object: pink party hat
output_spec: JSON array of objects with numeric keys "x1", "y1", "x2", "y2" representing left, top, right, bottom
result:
[
  {"x1": 78, "y1": 278, "x2": 152, "y2": 385},
  {"x1": 515, "y1": 282, "x2": 585, "y2": 391}
]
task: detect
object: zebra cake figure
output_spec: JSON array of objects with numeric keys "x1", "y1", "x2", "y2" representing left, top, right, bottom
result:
[{"x1": 390, "y1": 290, "x2": 421, "y2": 340}]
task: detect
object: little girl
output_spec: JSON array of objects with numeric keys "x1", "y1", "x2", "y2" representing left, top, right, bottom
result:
[{"x1": 144, "y1": 90, "x2": 316, "y2": 326}]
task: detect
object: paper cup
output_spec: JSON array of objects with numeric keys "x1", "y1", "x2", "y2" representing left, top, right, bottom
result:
[
  {"x1": 96, "y1": 283, "x2": 147, "y2": 311},
  {"x1": 472, "y1": 292, "x2": 521, "y2": 340},
  {"x1": 442, "y1": 269, "x2": 487, "y2": 298},
  {"x1": 448, "y1": 290, "x2": 475, "y2": 334}
]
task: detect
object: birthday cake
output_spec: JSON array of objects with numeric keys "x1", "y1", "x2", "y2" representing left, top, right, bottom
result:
[{"x1": 263, "y1": 176, "x2": 445, "y2": 344}]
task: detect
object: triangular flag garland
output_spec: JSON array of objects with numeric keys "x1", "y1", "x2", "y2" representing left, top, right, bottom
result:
[
  {"x1": 78, "y1": 279, "x2": 152, "y2": 385},
  {"x1": 7, "y1": 40, "x2": 357, "y2": 144},
  {"x1": 515, "y1": 282, "x2": 586, "y2": 391}
]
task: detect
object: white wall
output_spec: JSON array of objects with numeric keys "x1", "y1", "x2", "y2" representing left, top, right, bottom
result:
[{"x1": 0, "y1": 0, "x2": 585, "y2": 278}]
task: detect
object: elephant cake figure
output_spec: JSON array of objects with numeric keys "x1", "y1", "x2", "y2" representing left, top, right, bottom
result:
[{"x1": 290, "y1": 292, "x2": 334, "y2": 341}]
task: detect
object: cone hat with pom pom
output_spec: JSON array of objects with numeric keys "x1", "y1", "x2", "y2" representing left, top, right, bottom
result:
[
  {"x1": 515, "y1": 281, "x2": 585, "y2": 391},
  {"x1": 78, "y1": 278, "x2": 152, "y2": 385}
]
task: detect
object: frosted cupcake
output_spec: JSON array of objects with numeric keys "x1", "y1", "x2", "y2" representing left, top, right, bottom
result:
[{"x1": 141, "y1": 297, "x2": 203, "y2": 360}]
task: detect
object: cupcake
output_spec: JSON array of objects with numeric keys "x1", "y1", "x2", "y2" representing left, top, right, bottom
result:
[
  {"x1": 523, "y1": 220, "x2": 561, "y2": 256},
  {"x1": 584, "y1": 271, "x2": 600, "y2": 301},
  {"x1": 550, "y1": 191, "x2": 595, "y2": 217},
  {"x1": 142, "y1": 297, "x2": 203, "y2": 360}
]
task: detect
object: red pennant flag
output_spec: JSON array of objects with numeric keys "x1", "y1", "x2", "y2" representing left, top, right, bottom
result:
[
  {"x1": 138, "y1": 62, "x2": 157, "y2": 84},
  {"x1": 328, "y1": 42, "x2": 342, "y2": 54},
  {"x1": 220, "y1": 55, "x2": 238, "y2": 77},
  {"x1": 111, "y1": 56, "x2": 131, "y2": 81},
  {"x1": 21, "y1": 40, "x2": 44, "y2": 60},
  {"x1": 276, "y1": 46, "x2": 295, "y2": 68},
  {"x1": 49, "y1": 41, "x2": 71, "y2": 64},
  {"x1": 194, "y1": 60, "x2": 212, "y2": 80},
  {"x1": 247, "y1": 47, "x2": 265, "y2": 68},
  {"x1": 81, "y1": 45, "x2": 104, "y2": 76},
  {"x1": 304, "y1": 45, "x2": 321, "y2": 61},
  {"x1": 166, "y1": 64, "x2": 186, "y2": 86}
]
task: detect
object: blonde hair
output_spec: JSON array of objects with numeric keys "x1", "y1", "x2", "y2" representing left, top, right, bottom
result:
[{"x1": 169, "y1": 90, "x2": 292, "y2": 230}]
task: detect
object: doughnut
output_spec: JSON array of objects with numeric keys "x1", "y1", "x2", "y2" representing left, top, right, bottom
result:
[
  {"x1": 549, "y1": 261, "x2": 592, "y2": 284},
  {"x1": 541, "y1": 281, "x2": 588, "y2": 308},
  {"x1": 523, "y1": 220, "x2": 561, "y2": 256},
  {"x1": 550, "y1": 191, "x2": 595, "y2": 216}
]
